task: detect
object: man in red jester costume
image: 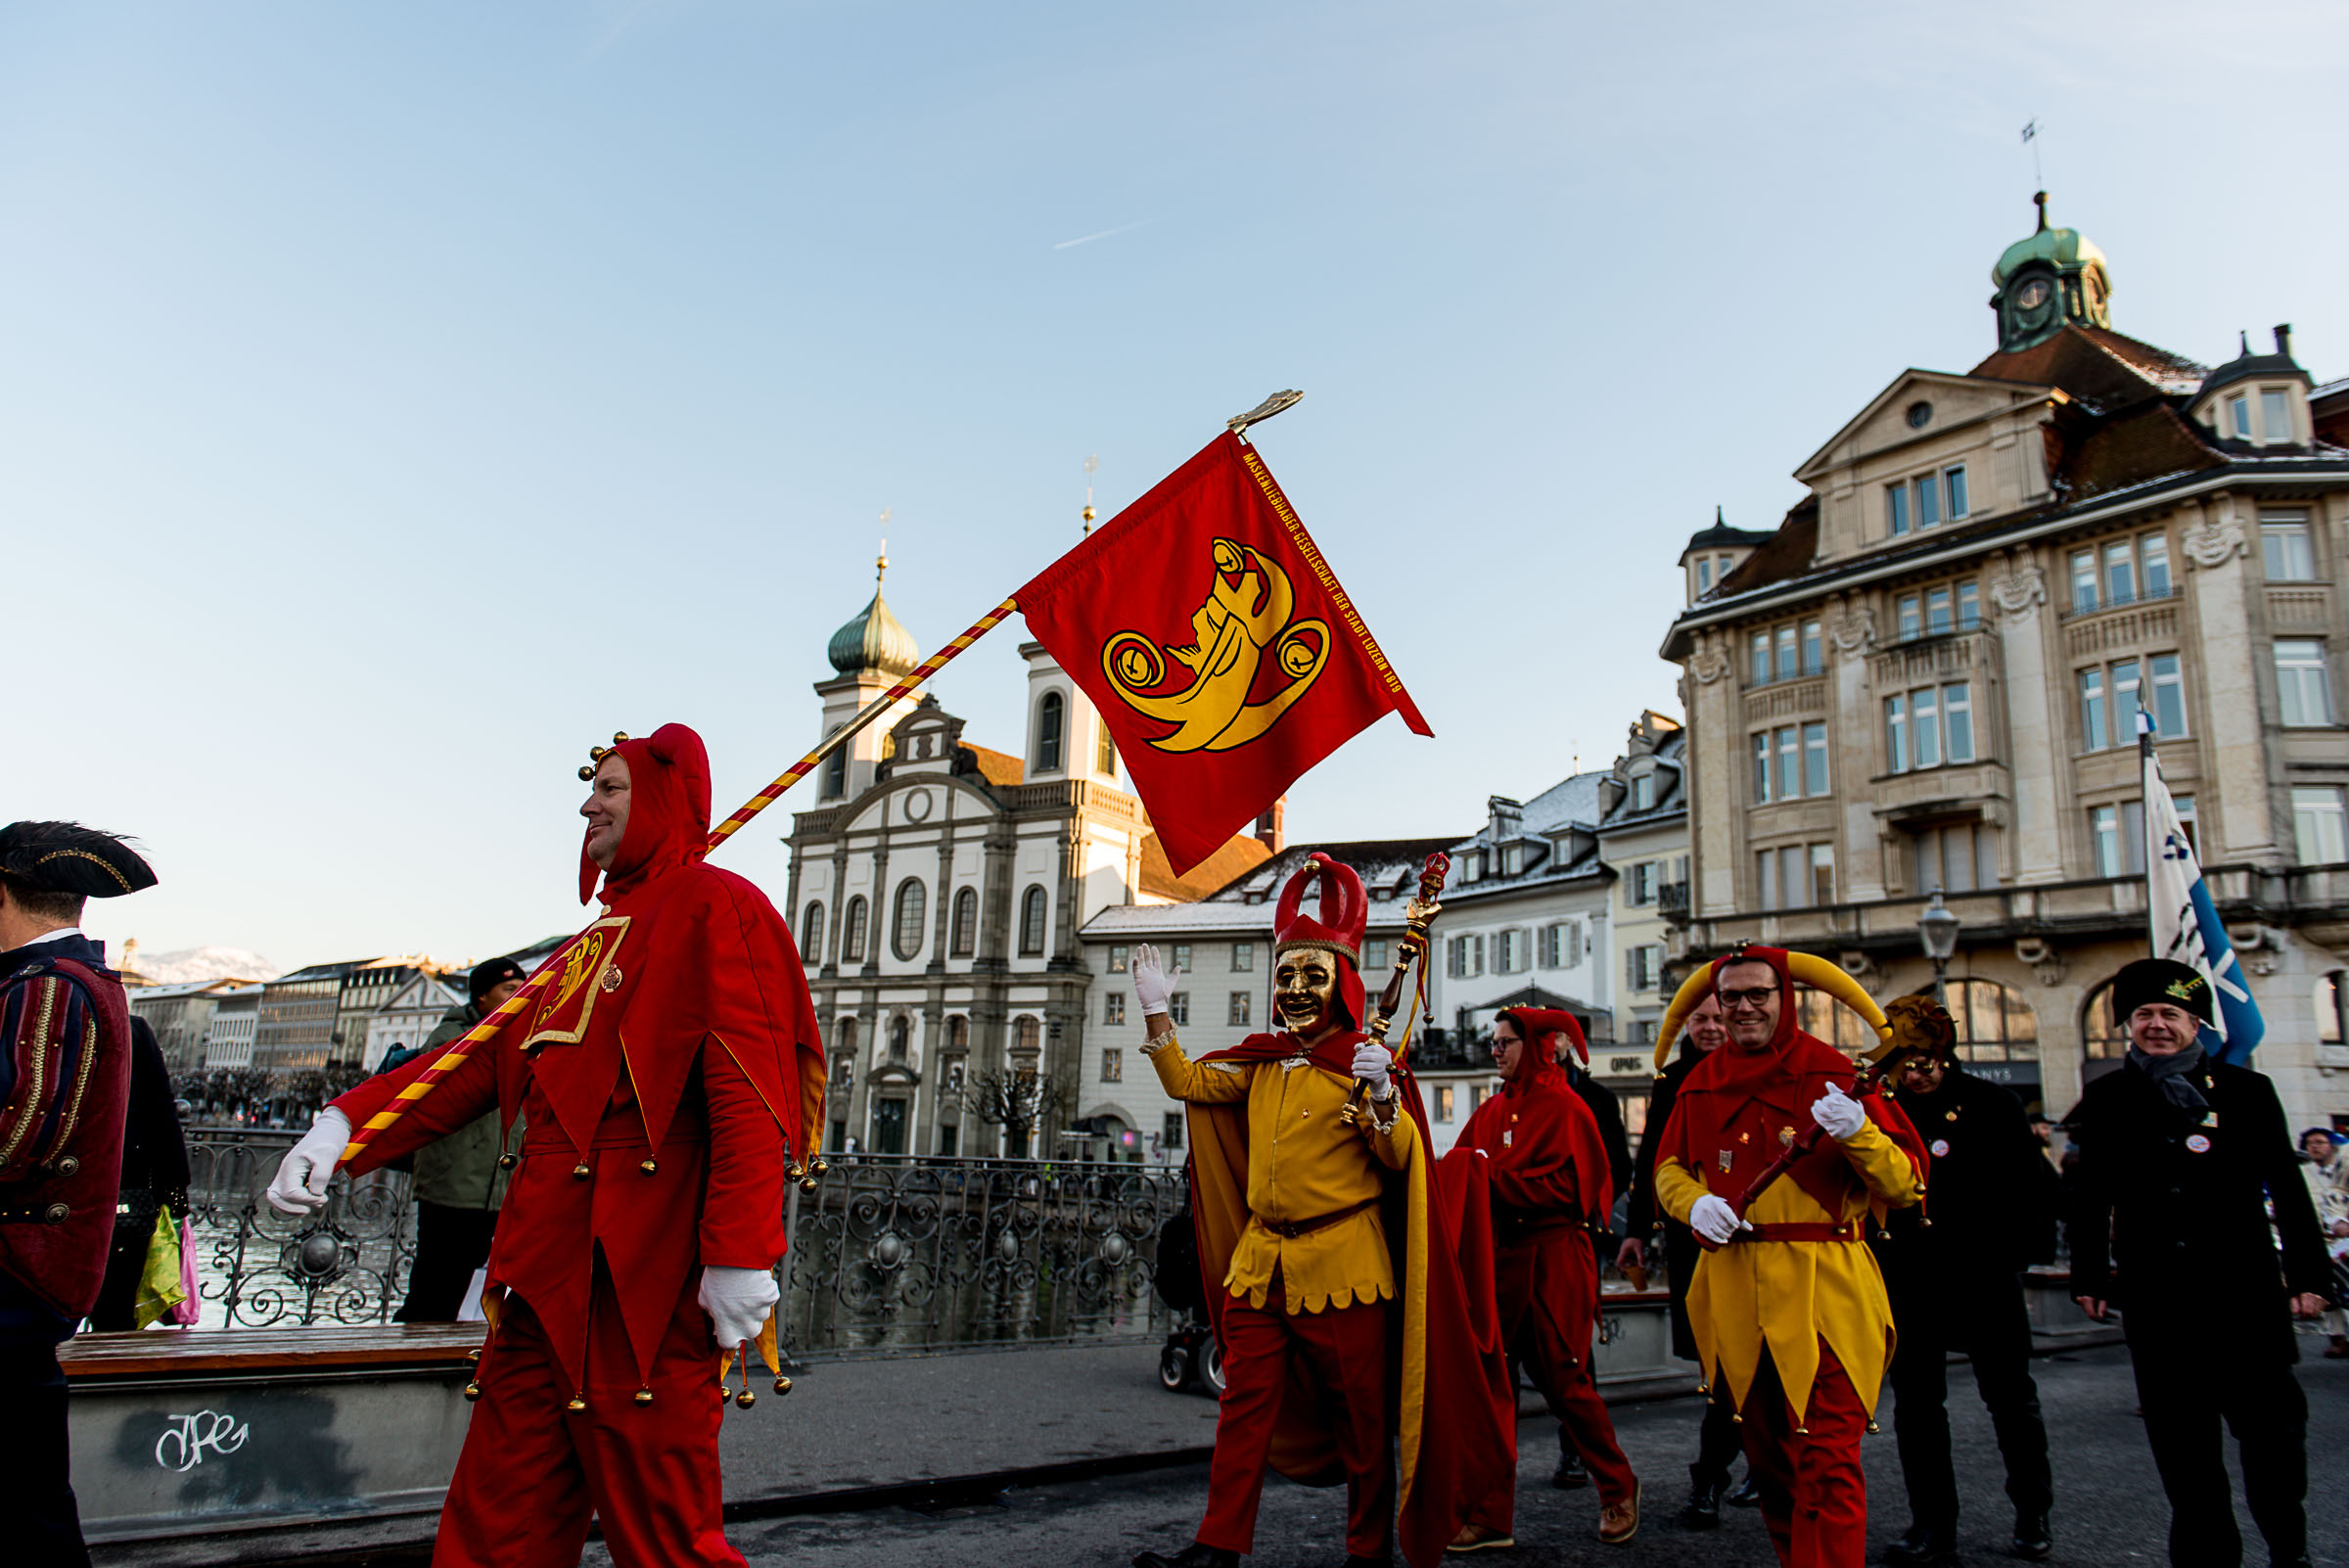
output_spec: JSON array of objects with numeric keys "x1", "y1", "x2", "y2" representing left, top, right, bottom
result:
[
  {"x1": 1650, "y1": 945, "x2": 1926, "y2": 1568},
  {"x1": 268, "y1": 725, "x2": 825, "y2": 1568},
  {"x1": 1446, "y1": 1006, "x2": 1640, "y2": 1551}
]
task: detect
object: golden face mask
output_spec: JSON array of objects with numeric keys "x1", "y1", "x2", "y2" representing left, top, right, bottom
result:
[{"x1": 1273, "y1": 948, "x2": 1339, "y2": 1038}]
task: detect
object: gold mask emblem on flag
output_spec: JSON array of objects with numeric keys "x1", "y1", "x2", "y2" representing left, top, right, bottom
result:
[{"x1": 1101, "y1": 538, "x2": 1330, "y2": 754}]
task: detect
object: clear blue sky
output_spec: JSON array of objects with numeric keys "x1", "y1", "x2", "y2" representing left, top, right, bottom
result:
[{"x1": 11, "y1": 1, "x2": 2343, "y2": 969}]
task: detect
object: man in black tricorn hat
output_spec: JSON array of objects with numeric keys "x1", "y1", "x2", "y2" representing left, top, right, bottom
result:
[
  {"x1": 2065, "y1": 957, "x2": 2333, "y2": 1568},
  {"x1": 1871, "y1": 995, "x2": 2056, "y2": 1564},
  {"x1": 0, "y1": 821, "x2": 157, "y2": 1568}
]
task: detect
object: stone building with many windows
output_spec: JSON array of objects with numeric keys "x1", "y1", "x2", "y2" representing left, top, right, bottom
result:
[
  {"x1": 782, "y1": 572, "x2": 1273, "y2": 1157},
  {"x1": 1662, "y1": 196, "x2": 2349, "y2": 1129}
]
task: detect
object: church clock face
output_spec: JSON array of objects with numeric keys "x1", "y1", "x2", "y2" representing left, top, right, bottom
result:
[{"x1": 2015, "y1": 278, "x2": 2050, "y2": 310}]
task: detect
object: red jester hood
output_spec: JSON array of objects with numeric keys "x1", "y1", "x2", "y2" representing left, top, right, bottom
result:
[
  {"x1": 536, "y1": 722, "x2": 826, "y2": 1166},
  {"x1": 1656, "y1": 945, "x2": 1923, "y2": 1217},
  {"x1": 1463, "y1": 1006, "x2": 1613, "y2": 1224},
  {"x1": 1272, "y1": 851, "x2": 1368, "y2": 1034}
]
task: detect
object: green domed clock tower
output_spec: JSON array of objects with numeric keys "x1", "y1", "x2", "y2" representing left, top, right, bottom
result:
[{"x1": 1990, "y1": 192, "x2": 2111, "y2": 352}]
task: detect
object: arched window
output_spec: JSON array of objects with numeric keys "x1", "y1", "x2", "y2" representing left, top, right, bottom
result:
[
  {"x1": 1019, "y1": 886, "x2": 1048, "y2": 955},
  {"x1": 2082, "y1": 981, "x2": 2132, "y2": 1061},
  {"x1": 1945, "y1": 979, "x2": 2038, "y2": 1064},
  {"x1": 950, "y1": 887, "x2": 978, "y2": 956},
  {"x1": 842, "y1": 896, "x2": 869, "y2": 962},
  {"x1": 1096, "y1": 726, "x2": 1118, "y2": 776},
  {"x1": 947, "y1": 1014, "x2": 969, "y2": 1050},
  {"x1": 1036, "y1": 691, "x2": 1065, "y2": 772},
  {"x1": 836, "y1": 1015, "x2": 859, "y2": 1056},
  {"x1": 888, "y1": 1015, "x2": 910, "y2": 1063},
  {"x1": 1793, "y1": 986, "x2": 1874, "y2": 1052},
  {"x1": 1013, "y1": 1015, "x2": 1040, "y2": 1053},
  {"x1": 2319, "y1": 972, "x2": 2346, "y2": 1044},
  {"x1": 801, "y1": 901, "x2": 826, "y2": 962},
  {"x1": 822, "y1": 745, "x2": 847, "y2": 799},
  {"x1": 892, "y1": 878, "x2": 928, "y2": 961}
]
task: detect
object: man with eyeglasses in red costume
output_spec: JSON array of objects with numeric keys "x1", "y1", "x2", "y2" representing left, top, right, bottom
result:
[
  {"x1": 1445, "y1": 1006, "x2": 1640, "y2": 1553},
  {"x1": 266, "y1": 724, "x2": 825, "y2": 1568},
  {"x1": 1650, "y1": 945, "x2": 1926, "y2": 1568}
]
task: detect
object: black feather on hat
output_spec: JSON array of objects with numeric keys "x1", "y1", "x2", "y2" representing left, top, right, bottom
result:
[
  {"x1": 2109, "y1": 957, "x2": 2213, "y2": 1026},
  {"x1": 0, "y1": 821, "x2": 158, "y2": 898}
]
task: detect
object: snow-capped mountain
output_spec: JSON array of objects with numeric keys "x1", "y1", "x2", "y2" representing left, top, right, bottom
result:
[{"x1": 130, "y1": 946, "x2": 280, "y2": 984}]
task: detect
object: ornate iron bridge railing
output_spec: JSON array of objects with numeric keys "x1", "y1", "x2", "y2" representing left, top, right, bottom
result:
[{"x1": 181, "y1": 1132, "x2": 1180, "y2": 1356}]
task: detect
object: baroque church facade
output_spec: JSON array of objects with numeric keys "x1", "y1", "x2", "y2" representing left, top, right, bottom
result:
[{"x1": 780, "y1": 561, "x2": 1264, "y2": 1157}]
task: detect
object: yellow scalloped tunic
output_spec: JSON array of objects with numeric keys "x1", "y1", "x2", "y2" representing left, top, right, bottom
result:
[
  {"x1": 1655, "y1": 1121, "x2": 1920, "y2": 1421},
  {"x1": 1149, "y1": 1038, "x2": 1413, "y2": 1312}
]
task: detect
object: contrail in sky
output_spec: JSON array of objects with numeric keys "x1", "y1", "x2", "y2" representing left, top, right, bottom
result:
[{"x1": 1053, "y1": 217, "x2": 1162, "y2": 251}]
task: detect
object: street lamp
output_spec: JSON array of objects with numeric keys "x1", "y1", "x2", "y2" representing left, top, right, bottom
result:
[{"x1": 1917, "y1": 890, "x2": 1961, "y2": 1003}]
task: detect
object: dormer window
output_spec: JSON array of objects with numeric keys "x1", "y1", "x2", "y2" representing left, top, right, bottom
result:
[
  {"x1": 1501, "y1": 845, "x2": 1524, "y2": 877},
  {"x1": 1695, "y1": 557, "x2": 1714, "y2": 593},
  {"x1": 1886, "y1": 465, "x2": 1970, "y2": 538},
  {"x1": 1632, "y1": 772, "x2": 1656, "y2": 811},
  {"x1": 2229, "y1": 393, "x2": 2251, "y2": 438},
  {"x1": 2261, "y1": 388, "x2": 2293, "y2": 444}
]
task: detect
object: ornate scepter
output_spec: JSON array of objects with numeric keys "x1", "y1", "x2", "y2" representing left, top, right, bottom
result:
[{"x1": 1340, "y1": 852, "x2": 1451, "y2": 1127}]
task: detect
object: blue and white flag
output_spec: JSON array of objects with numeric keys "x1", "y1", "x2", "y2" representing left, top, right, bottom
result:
[{"x1": 2142, "y1": 709, "x2": 2264, "y2": 1064}]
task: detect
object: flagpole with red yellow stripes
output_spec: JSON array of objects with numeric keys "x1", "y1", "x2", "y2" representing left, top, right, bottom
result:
[
  {"x1": 338, "y1": 596, "x2": 1022, "y2": 1165},
  {"x1": 338, "y1": 390, "x2": 1306, "y2": 1167}
]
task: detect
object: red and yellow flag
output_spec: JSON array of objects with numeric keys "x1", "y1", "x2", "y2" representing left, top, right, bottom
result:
[{"x1": 1016, "y1": 432, "x2": 1430, "y2": 874}]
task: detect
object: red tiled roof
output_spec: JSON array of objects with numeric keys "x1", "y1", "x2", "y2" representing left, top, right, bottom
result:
[
  {"x1": 1968, "y1": 323, "x2": 2205, "y2": 407},
  {"x1": 1138, "y1": 831, "x2": 1273, "y2": 901},
  {"x1": 2050, "y1": 402, "x2": 2227, "y2": 502},
  {"x1": 1713, "y1": 494, "x2": 1818, "y2": 597},
  {"x1": 963, "y1": 746, "x2": 1023, "y2": 787}
]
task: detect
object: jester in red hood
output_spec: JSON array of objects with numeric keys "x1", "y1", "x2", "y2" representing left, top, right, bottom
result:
[
  {"x1": 1128, "y1": 854, "x2": 1510, "y2": 1568},
  {"x1": 1445, "y1": 1006, "x2": 1641, "y2": 1551},
  {"x1": 1650, "y1": 945, "x2": 1926, "y2": 1568},
  {"x1": 268, "y1": 724, "x2": 824, "y2": 1568}
]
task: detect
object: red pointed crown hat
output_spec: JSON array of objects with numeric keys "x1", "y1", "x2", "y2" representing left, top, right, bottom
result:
[{"x1": 1274, "y1": 853, "x2": 1369, "y2": 1032}]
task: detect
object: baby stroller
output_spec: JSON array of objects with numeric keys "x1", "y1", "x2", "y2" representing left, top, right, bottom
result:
[{"x1": 1154, "y1": 1189, "x2": 1225, "y2": 1397}]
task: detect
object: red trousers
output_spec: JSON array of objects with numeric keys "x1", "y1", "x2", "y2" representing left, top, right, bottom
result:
[
  {"x1": 1737, "y1": 1340, "x2": 1869, "y2": 1568},
  {"x1": 436, "y1": 1273, "x2": 740, "y2": 1568},
  {"x1": 1199, "y1": 1280, "x2": 1394, "y2": 1559},
  {"x1": 1470, "y1": 1232, "x2": 1635, "y2": 1532}
]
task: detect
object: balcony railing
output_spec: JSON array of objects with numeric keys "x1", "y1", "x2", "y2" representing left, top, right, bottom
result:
[{"x1": 176, "y1": 1132, "x2": 1174, "y2": 1360}]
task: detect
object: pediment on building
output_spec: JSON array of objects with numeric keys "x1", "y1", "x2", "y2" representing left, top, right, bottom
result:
[
  {"x1": 1795, "y1": 369, "x2": 2054, "y2": 484},
  {"x1": 864, "y1": 1062, "x2": 922, "y2": 1087}
]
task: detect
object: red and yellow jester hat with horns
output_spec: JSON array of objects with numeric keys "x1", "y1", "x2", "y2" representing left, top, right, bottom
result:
[
  {"x1": 1646, "y1": 944, "x2": 1895, "y2": 1075},
  {"x1": 1274, "y1": 852, "x2": 1369, "y2": 1033}
]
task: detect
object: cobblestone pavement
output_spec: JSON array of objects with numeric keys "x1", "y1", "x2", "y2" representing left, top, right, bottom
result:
[{"x1": 593, "y1": 1344, "x2": 2346, "y2": 1568}]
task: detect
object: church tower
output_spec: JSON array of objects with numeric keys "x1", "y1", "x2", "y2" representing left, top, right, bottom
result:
[
  {"x1": 1988, "y1": 191, "x2": 2112, "y2": 352},
  {"x1": 813, "y1": 551, "x2": 922, "y2": 804}
]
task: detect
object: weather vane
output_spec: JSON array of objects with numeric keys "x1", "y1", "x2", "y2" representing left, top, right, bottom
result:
[
  {"x1": 2021, "y1": 116, "x2": 2043, "y2": 189},
  {"x1": 1082, "y1": 455, "x2": 1099, "y2": 535}
]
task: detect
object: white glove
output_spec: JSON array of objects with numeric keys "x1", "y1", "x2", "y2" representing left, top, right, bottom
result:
[
  {"x1": 698, "y1": 1265, "x2": 780, "y2": 1350},
  {"x1": 1811, "y1": 1085, "x2": 1866, "y2": 1141},
  {"x1": 1351, "y1": 1040, "x2": 1393, "y2": 1098},
  {"x1": 1689, "y1": 1193, "x2": 1746, "y2": 1246},
  {"x1": 1130, "y1": 943, "x2": 1173, "y2": 1018},
  {"x1": 265, "y1": 1107, "x2": 351, "y2": 1215}
]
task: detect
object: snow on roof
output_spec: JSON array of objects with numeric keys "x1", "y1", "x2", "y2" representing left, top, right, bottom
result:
[{"x1": 1080, "y1": 899, "x2": 1425, "y2": 939}]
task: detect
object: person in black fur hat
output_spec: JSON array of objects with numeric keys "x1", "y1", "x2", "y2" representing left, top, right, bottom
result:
[{"x1": 2065, "y1": 957, "x2": 2334, "y2": 1568}]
